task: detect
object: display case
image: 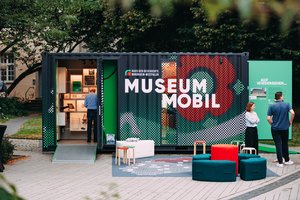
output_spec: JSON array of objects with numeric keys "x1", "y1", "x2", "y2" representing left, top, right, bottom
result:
[
  {"x1": 59, "y1": 68, "x2": 97, "y2": 133},
  {"x1": 56, "y1": 66, "x2": 98, "y2": 141},
  {"x1": 63, "y1": 93, "x2": 88, "y2": 131}
]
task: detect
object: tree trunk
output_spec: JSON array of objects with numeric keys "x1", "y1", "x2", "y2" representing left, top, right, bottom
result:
[{"x1": 6, "y1": 63, "x2": 42, "y2": 96}]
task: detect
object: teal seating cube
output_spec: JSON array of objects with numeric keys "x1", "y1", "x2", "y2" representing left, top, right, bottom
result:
[
  {"x1": 238, "y1": 153, "x2": 260, "y2": 173},
  {"x1": 240, "y1": 157, "x2": 267, "y2": 181},
  {"x1": 192, "y1": 154, "x2": 211, "y2": 160},
  {"x1": 192, "y1": 160, "x2": 236, "y2": 182}
]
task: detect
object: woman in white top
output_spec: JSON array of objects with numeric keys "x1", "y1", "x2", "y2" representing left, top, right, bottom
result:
[{"x1": 245, "y1": 102, "x2": 260, "y2": 154}]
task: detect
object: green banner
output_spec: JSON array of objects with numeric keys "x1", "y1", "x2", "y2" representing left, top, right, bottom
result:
[{"x1": 248, "y1": 61, "x2": 292, "y2": 140}]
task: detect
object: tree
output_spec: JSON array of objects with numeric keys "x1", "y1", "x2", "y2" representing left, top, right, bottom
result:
[
  {"x1": 0, "y1": 0, "x2": 34, "y2": 56},
  {"x1": 190, "y1": 2, "x2": 300, "y2": 104},
  {"x1": 88, "y1": 0, "x2": 300, "y2": 104},
  {"x1": 1, "y1": 0, "x2": 105, "y2": 95},
  {"x1": 1, "y1": 0, "x2": 300, "y2": 102},
  {"x1": 86, "y1": 0, "x2": 197, "y2": 52}
]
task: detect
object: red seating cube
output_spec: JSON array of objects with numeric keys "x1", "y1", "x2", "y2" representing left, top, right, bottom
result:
[{"x1": 211, "y1": 144, "x2": 239, "y2": 175}]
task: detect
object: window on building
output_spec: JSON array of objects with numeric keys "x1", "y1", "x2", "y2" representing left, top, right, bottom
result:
[{"x1": 0, "y1": 53, "x2": 15, "y2": 82}]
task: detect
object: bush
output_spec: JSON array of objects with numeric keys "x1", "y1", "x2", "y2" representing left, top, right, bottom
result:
[
  {"x1": 0, "y1": 174, "x2": 24, "y2": 200},
  {"x1": 0, "y1": 97, "x2": 28, "y2": 120},
  {"x1": 1, "y1": 137, "x2": 15, "y2": 164}
]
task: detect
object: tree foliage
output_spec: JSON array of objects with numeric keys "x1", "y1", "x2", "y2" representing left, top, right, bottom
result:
[
  {"x1": 1, "y1": 0, "x2": 105, "y2": 95},
  {"x1": 0, "y1": 0, "x2": 300, "y2": 103},
  {"x1": 0, "y1": 174, "x2": 24, "y2": 200}
]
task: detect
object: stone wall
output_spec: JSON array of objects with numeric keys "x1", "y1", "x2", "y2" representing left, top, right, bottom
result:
[{"x1": 9, "y1": 139, "x2": 42, "y2": 152}]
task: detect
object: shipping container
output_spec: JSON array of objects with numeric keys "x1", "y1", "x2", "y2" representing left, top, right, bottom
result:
[{"x1": 42, "y1": 52, "x2": 249, "y2": 152}]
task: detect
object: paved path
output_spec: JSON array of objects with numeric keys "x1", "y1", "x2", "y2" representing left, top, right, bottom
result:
[
  {"x1": 2, "y1": 151, "x2": 300, "y2": 200},
  {"x1": 2, "y1": 116, "x2": 300, "y2": 199},
  {"x1": 2, "y1": 116, "x2": 32, "y2": 135}
]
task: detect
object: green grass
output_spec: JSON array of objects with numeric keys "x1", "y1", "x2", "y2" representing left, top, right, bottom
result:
[
  {"x1": 260, "y1": 122, "x2": 300, "y2": 147},
  {"x1": 9, "y1": 115, "x2": 42, "y2": 139}
]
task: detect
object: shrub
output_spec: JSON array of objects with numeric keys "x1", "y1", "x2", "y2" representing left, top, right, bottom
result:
[
  {"x1": 0, "y1": 174, "x2": 24, "y2": 200},
  {"x1": 1, "y1": 137, "x2": 15, "y2": 164},
  {"x1": 0, "y1": 97, "x2": 28, "y2": 120}
]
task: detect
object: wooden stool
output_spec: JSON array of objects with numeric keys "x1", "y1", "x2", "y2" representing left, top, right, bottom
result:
[
  {"x1": 231, "y1": 140, "x2": 245, "y2": 153},
  {"x1": 126, "y1": 145, "x2": 135, "y2": 165},
  {"x1": 193, "y1": 140, "x2": 206, "y2": 155},
  {"x1": 240, "y1": 144, "x2": 245, "y2": 153},
  {"x1": 241, "y1": 147, "x2": 257, "y2": 154},
  {"x1": 115, "y1": 146, "x2": 129, "y2": 166}
]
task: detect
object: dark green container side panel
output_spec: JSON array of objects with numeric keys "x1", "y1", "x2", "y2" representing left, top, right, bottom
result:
[
  {"x1": 117, "y1": 53, "x2": 248, "y2": 146},
  {"x1": 42, "y1": 52, "x2": 248, "y2": 150},
  {"x1": 103, "y1": 60, "x2": 118, "y2": 138},
  {"x1": 176, "y1": 55, "x2": 248, "y2": 145},
  {"x1": 118, "y1": 55, "x2": 162, "y2": 145},
  {"x1": 42, "y1": 53, "x2": 57, "y2": 151}
]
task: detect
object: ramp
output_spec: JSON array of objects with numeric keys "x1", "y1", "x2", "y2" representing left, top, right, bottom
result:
[
  {"x1": 259, "y1": 143, "x2": 299, "y2": 154},
  {"x1": 52, "y1": 144, "x2": 97, "y2": 164}
]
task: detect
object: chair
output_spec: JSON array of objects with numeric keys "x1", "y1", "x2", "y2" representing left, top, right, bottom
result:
[
  {"x1": 231, "y1": 140, "x2": 245, "y2": 153},
  {"x1": 241, "y1": 147, "x2": 257, "y2": 154},
  {"x1": 193, "y1": 140, "x2": 206, "y2": 155},
  {"x1": 115, "y1": 146, "x2": 129, "y2": 166},
  {"x1": 126, "y1": 145, "x2": 135, "y2": 165}
]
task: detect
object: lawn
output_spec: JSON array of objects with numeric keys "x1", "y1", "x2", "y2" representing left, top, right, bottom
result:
[
  {"x1": 259, "y1": 122, "x2": 300, "y2": 147},
  {"x1": 9, "y1": 115, "x2": 42, "y2": 139}
]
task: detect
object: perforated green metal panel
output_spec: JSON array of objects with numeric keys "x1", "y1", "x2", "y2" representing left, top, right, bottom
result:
[
  {"x1": 42, "y1": 53, "x2": 57, "y2": 151},
  {"x1": 42, "y1": 52, "x2": 248, "y2": 151},
  {"x1": 118, "y1": 55, "x2": 162, "y2": 145},
  {"x1": 176, "y1": 55, "x2": 248, "y2": 145}
]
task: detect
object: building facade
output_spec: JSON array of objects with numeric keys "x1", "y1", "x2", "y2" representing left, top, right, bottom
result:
[{"x1": 0, "y1": 52, "x2": 38, "y2": 100}]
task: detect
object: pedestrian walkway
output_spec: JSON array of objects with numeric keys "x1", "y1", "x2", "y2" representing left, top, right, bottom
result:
[
  {"x1": 1, "y1": 116, "x2": 32, "y2": 135},
  {"x1": 2, "y1": 150, "x2": 300, "y2": 200},
  {"x1": 1, "y1": 115, "x2": 42, "y2": 151}
]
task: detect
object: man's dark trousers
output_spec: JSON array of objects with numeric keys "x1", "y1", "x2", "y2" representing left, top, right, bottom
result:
[
  {"x1": 87, "y1": 109, "x2": 97, "y2": 142},
  {"x1": 272, "y1": 129, "x2": 289, "y2": 164}
]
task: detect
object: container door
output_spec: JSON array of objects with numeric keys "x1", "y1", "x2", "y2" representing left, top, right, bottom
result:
[
  {"x1": 102, "y1": 60, "x2": 118, "y2": 146},
  {"x1": 97, "y1": 58, "x2": 103, "y2": 149}
]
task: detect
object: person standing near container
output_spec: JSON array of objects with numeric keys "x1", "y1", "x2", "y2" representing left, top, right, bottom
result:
[
  {"x1": 267, "y1": 91, "x2": 295, "y2": 167},
  {"x1": 245, "y1": 102, "x2": 260, "y2": 154},
  {"x1": 84, "y1": 88, "x2": 97, "y2": 143},
  {"x1": 0, "y1": 77, "x2": 7, "y2": 97}
]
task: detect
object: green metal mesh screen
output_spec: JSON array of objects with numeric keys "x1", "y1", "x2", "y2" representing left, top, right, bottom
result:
[
  {"x1": 118, "y1": 55, "x2": 162, "y2": 145},
  {"x1": 42, "y1": 54, "x2": 57, "y2": 151},
  {"x1": 118, "y1": 54, "x2": 247, "y2": 146}
]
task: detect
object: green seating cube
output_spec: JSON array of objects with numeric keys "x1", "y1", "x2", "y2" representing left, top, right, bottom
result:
[
  {"x1": 240, "y1": 158, "x2": 267, "y2": 181},
  {"x1": 192, "y1": 154, "x2": 211, "y2": 160},
  {"x1": 192, "y1": 160, "x2": 236, "y2": 182},
  {"x1": 238, "y1": 153, "x2": 260, "y2": 173}
]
